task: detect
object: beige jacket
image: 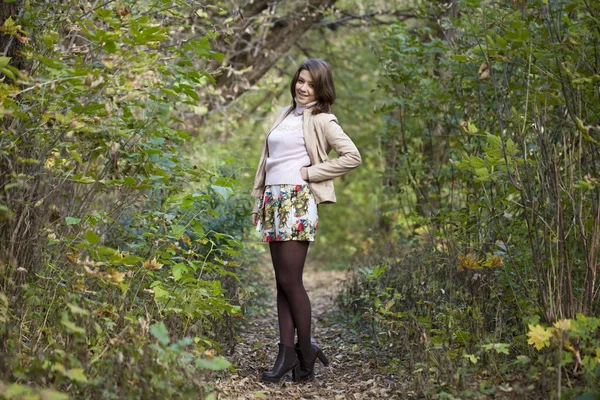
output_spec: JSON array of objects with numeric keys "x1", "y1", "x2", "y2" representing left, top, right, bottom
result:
[{"x1": 251, "y1": 106, "x2": 362, "y2": 213}]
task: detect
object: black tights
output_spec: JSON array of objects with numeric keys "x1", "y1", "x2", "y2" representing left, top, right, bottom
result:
[{"x1": 269, "y1": 241, "x2": 311, "y2": 350}]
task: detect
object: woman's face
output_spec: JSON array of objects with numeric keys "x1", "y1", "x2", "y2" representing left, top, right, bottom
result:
[{"x1": 295, "y1": 69, "x2": 317, "y2": 105}]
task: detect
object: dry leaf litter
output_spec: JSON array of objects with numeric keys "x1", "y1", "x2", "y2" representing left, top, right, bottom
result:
[{"x1": 213, "y1": 256, "x2": 410, "y2": 399}]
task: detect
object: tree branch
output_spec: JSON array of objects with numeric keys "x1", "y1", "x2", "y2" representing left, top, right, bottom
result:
[
  {"x1": 212, "y1": 0, "x2": 337, "y2": 105},
  {"x1": 316, "y1": 9, "x2": 416, "y2": 29}
]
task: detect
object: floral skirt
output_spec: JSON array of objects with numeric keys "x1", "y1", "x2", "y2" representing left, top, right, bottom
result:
[{"x1": 257, "y1": 184, "x2": 318, "y2": 242}]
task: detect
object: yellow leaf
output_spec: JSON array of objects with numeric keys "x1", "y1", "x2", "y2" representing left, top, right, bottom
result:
[
  {"x1": 458, "y1": 253, "x2": 480, "y2": 270},
  {"x1": 107, "y1": 268, "x2": 125, "y2": 283},
  {"x1": 527, "y1": 324, "x2": 553, "y2": 351},
  {"x1": 143, "y1": 257, "x2": 163, "y2": 270},
  {"x1": 553, "y1": 319, "x2": 571, "y2": 331},
  {"x1": 484, "y1": 254, "x2": 503, "y2": 268}
]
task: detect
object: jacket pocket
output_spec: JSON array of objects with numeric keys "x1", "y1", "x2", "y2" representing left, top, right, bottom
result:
[{"x1": 309, "y1": 180, "x2": 335, "y2": 204}]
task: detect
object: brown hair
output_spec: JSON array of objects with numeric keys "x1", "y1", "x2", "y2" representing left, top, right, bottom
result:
[{"x1": 290, "y1": 59, "x2": 336, "y2": 115}]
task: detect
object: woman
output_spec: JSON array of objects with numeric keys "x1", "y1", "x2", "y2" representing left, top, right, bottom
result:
[{"x1": 251, "y1": 59, "x2": 361, "y2": 383}]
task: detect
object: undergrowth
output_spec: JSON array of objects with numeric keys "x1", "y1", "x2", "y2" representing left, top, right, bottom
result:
[
  {"x1": 341, "y1": 237, "x2": 600, "y2": 399},
  {"x1": 0, "y1": 1, "x2": 259, "y2": 398}
]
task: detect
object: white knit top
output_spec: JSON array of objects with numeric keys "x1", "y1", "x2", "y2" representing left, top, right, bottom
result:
[{"x1": 264, "y1": 101, "x2": 316, "y2": 186}]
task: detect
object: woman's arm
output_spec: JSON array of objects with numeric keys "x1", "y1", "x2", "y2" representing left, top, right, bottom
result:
[{"x1": 305, "y1": 118, "x2": 361, "y2": 182}]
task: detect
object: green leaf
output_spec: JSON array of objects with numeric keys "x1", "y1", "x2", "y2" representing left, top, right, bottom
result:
[
  {"x1": 469, "y1": 156, "x2": 485, "y2": 169},
  {"x1": 575, "y1": 117, "x2": 588, "y2": 134},
  {"x1": 2, "y1": 383, "x2": 33, "y2": 398},
  {"x1": 192, "y1": 221, "x2": 205, "y2": 237},
  {"x1": 60, "y1": 312, "x2": 86, "y2": 334},
  {"x1": 152, "y1": 284, "x2": 169, "y2": 300},
  {"x1": 480, "y1": 342, "x2": 510, "y2": 354},
  {"x1": 467, "y1": 121, "x2": 478, "y2": 134},
  {"x1": 0, "y1": 56, "x2": 11, "y2": 68},
  {"x1": 486, "y1": 134, "x2": 502, "y2": 148},
  {"x1": 496, "y1": 34, "x2": 507, "y2": 49},
  {"x1": 121, "y1": 254, "x2": 143, "y2": 265},
  {"x1": 123, "y1": 176, "x2": 137, "y2": 186},
  {"x1": 195, "y1": 356, "x2": 231, "y2": 371},
  {"x1": 172, "y1": 263, "x2": 188, "y2": 281},
  {"x1": 37, "y1": 55, "x2": 67, "y2": 69},
  {"x1": 70, "y1": 150, "x2": 83, "y2": 163},
  {"x1": 52, "y1": 363, "x2": 88, "y2": 383},
  {"x1": 65, "y1": 367, "x2": 88, "y2": 382},
  {"x1": 67, "y1": 303, "x2": 89, "y2": 316},
  {"x1": 474, "y1": 167, "x2": 489, "y2": 180},
  {"x1": 450, "y1": 55, "x2": 468, "y2": 62},
  {"x1": 103, "y1": 40, "x2": 117, "y2": 53},
  {"x1": 171, "y1": 224, "x2": 186, "y2": 239},
  {"x1": 66, "y1": 217, "x2": 81, "y2": 225},
  {"x1": 71, "y1": 174, "x2": 96, "y2": 184},
  {"x1": 85, "y1": 230, "x2": 101, "y2": 245},
  {"x1": 150, "y1": 322, "x2": 170, "y2": 345},
  {"x1": 39, "y1": 389, "x2": 70, "y2": 400},
  {"x1": 463, "y1": 353, "x2": 479, "y2": 364},
  {"x1": 212, "y1": 185, "x2": 233, "y2": 200},
  {"x1": 0, "y1": 67, "x2": 15, "y2": 80}
]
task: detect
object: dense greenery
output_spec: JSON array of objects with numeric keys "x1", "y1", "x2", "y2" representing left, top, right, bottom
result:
[
  {"x1": 2, "y1": 0, "x2": 599, "y2": 398},
  {"x1": 343, "y1": 0, "x2": 600, "y2": 398},
  {"x1": 0, "y1": 2, "x2": 254, "y2": 398}
]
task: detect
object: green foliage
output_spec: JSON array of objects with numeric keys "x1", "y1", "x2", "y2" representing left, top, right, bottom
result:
[
  {"x1": 526, "y1": 315, "x2": 600, "y2": 392},
  {"x1": 0, "y1": 1, "x2": 253, "y2": 398},
  {"x1": 345, "y1": 0, "x2": 600, "y2": 397}
]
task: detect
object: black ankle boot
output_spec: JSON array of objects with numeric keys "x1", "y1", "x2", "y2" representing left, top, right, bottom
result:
[
  {"x1": 294, "y1": 341, "x2": 330, "y2": 382},
  {"x1": 261, "y1": 343, "x2": 301, "y2": 383}
]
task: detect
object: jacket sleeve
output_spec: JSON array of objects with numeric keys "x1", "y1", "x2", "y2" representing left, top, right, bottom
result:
[
  {"x1": 251, "y1": 197, "x2": 261, "y2": 214},
  {"x1": 306, "y1": 117, "x2": 362, "y2": 182}
]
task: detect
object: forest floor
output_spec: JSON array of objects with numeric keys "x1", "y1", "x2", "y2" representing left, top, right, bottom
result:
[{"x1": 213, "y1": 255, "x2": 411, "y2": 399}]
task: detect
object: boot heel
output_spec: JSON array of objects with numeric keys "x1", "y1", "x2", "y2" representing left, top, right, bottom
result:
[
  {"x1": 261, "y1": 343, "x2": 301, "y2": 384},
  {"x1": 317, "y1": 349, "x2": 330, "y2": 366},
  {"x1": 291, "y1": 363, "x2": 301, "y2": 382}
]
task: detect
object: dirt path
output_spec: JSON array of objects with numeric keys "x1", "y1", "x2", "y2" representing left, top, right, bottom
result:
[{"x1": 213, "y1": 258, "x2": 406, "y2": 399}]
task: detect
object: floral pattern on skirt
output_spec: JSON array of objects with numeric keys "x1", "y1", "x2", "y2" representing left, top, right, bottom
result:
[{"x1": 257, "y1": 184, "x2": 318, "y2": 242}]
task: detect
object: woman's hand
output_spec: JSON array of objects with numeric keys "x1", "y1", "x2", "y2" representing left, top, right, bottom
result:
[
  {"x1": 300, "y1": 167, "x2": 309, "y2": 181},
  {"x1": 251, "y1": 213, "x2": 259, "y2": 226}
]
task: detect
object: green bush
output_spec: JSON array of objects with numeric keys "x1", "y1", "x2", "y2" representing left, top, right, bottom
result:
[
  {"x1": 344, "y1": 0, "x2": 600, "y2": 397},
  {"x1": 0, "y1": 1, "x2": 254, "y2": 398}
]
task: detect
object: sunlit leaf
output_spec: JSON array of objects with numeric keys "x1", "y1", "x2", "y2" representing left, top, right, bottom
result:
[
  {"x1": 67, "y1": 303, "x2": 89, "y2": 316},
  {"x1": 211, "y1": 185, "x2": 233, "y2": 200},
  {"x1": 85, "y1": 230, "x2": 101, "y2": 245},
  {"x1": 150, "y1": 322, "x2": 170, "y2": 345},
  {"x1": 195, "y1": 356, "x2": 231, "y2": 371},
  {"x1": 66, "y1": 217, "x2": 81, "y2": 225},
  {"x1": 0, "y1": 56, "x2": 11, "y2": 68},
  {"x1": 527, "y1": 324, "x2": 553, "y2": 351}
]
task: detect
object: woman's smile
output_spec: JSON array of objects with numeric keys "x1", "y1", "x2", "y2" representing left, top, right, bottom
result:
[{"x1": 295, "y1": 69, "x2": 317, "y2": 104}]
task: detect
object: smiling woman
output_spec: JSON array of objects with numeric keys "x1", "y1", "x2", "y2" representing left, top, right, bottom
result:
[
  {"x1": 250, "y1": 58, "x2": 362, "y2": 384},
  {"x1": 296, "y1": 70, "x2": 316, "y2": 104}
]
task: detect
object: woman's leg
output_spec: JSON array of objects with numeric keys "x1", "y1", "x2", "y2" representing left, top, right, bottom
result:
[
  {"x1": 270, "y1": 240, "x2": 312, "y2": 350},
  {"x1": 269, "y1": 242, "x2": 295, "y2": 347}
]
